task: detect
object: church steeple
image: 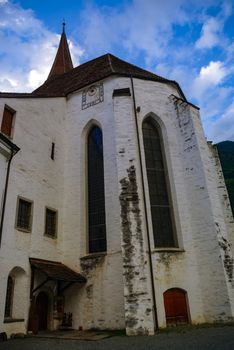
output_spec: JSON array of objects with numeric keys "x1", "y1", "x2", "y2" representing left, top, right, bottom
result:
[{"x1": 48, "y1": 22, "x2": 73, "y2": 79}]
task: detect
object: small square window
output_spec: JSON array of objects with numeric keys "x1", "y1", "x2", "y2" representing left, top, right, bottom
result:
[
  {"x1": 45, "y1": 208, "x2": 57, "y2": 238},
  {"x1": 16, "y1": 197, "x2": 33, "y2": 232},
  {"x1": 1, "y1": 105, "x2": 15, "y2": 138}
]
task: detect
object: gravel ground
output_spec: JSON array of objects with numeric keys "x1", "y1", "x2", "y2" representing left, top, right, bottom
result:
[{"x1": 1, "y1": 326, "x2": 234, "y2": 350}]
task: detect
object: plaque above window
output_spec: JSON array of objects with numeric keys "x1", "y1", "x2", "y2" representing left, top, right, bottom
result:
[{"x1": 82, "y1": 83, "x2": 104, "y2": 110}]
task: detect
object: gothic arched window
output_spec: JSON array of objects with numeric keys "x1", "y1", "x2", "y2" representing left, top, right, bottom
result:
[
  {"x1": 88, "y1": 126, "x2": 106, "y2": 253},
  {"x1": 4, "y1": 276, "x2": 14, "y2": 318},
  {"x1": 142, "y1": 118, "x2": 176, "y2": 247}
]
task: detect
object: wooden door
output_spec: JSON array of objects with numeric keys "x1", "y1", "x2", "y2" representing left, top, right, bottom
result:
[
  {"x1": 164, "y1": 288, "x2": 189, "y2": 326},
  {"x1": 36, "y1": 292, "x2": 48, "y2": 331}
]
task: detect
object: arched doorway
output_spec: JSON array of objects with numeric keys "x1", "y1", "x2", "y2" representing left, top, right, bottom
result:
[
  {"x1": 163, "y1": 288, "x2": 189, "y2": 326},
  {"x1": 36, "y1": 292, "x2": 49, "y2": 331}
]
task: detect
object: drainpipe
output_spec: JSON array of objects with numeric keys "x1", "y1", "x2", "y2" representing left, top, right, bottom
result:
[
  {"x1": 0, "y1": 134, "x2": 20, "y2": 247},
  {"x1": 130, "y1": 75, "x2": 158, "y2": 330}
]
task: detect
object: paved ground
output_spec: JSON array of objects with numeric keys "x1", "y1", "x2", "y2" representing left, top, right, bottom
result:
[{"x1": 1, "y1": 325, "x2": 234, "y2": 350}]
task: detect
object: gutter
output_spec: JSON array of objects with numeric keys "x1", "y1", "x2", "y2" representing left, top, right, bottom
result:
[
  {"x1": 130, "y1": 76, "x2": 158, "y2": 330},
  {"x1": 0, "y1": 133, "x2": 20, "y2": 247}
]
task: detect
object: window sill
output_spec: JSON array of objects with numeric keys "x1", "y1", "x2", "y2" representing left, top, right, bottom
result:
[
  {"x1": 15, "y1": 227, "x2": 31, "y2": 233},
  {"x1": 0, "y1": 132, "x2": 13, "y2": 140},
  {"x1": 44, "y1": 233, "x2": 57, "y2": 240},
  {"x1": 80, "y1": 252, "x2": 107, "y2": 261},
  {"x1": 4, "y1": 318, "x2": 24, "y2": 324},
  {"x1": 152, "y1": 247, "x2": 185, "y2": 253}
]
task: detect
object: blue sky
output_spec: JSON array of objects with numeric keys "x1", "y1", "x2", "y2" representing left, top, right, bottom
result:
[{"x1": 0, "y1": 0, "x2": 234, "y2": 142}]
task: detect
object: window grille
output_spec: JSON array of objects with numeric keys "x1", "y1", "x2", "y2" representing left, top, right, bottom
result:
[
  {"x1": 88, "y1": 126, "x2": 106, "y2": 253},
  {"x1": 142, "y1": 119, "x2": 176, "y2": 247},
  {"x1": 45, "y1": 208, "x2": 57, "y2": 237},
  {"x1": 16, "y1": 198, "x2": 32, "y2": 231},
  {"x1": 4, "y1": 276, "x2": 14, "y2": 318}
]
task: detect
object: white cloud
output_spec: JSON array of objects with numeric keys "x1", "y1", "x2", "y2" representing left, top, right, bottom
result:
[
  {"x1": 220, "y1": 0, "x2": 232, "y2": 18},
  {"x1": 0, "y1": 1, "x2": 84, "y2": 92},
  {"x1": 199, "y1": 61, "x2": 227, "y2": 84},
  {"x1": 205, "y1": 100, "x2": 234, "y2": 142},
  {"x1": 195, "y1": 1, "x2": 232, "y2": 50},
  {"x1": 78, "y1": 0, "x2": 194, "y2": 64},
  {"x1": 195, "y1": 18, "x2": 222, "y2": 49},
  {"x1": 192, "y1": 61, "x2": 228, "y2": 99}
]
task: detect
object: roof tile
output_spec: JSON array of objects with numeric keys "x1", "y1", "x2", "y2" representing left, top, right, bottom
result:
[{"x1": 32, "y1": 53, "x2": 186, "y2": 100}]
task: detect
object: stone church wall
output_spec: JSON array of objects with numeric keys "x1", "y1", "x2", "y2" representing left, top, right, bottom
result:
[{"x1": 0, "y1": 75, "x2": 233, "y2": 336}]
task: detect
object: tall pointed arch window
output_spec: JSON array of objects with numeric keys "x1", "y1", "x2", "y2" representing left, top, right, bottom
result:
[
  {"x1": 87, "y1": 126, "x2": 106, "y2": 253},
  {"x1": 142, "y1": 118, "x2": 177, "y2": 247}
]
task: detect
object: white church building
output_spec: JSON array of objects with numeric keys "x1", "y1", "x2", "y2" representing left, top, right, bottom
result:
[{"x1": 0, "y1": 28, "x2": 234, "y2": 337}]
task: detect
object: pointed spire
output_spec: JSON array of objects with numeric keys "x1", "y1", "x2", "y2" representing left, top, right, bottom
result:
[
  {"x1": 62, "y1": 19, "x2": 65, "y2": 33},
  {"x1": 47, "y1": 22, "x2": 73, "y2": 79}
]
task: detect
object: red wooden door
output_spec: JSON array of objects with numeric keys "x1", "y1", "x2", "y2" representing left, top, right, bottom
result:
[
  {"x1": 36, "y1": 292, "x2": 48, "y2": 331},
  {"x1": 164, "y1": 288, "x2": 189, "y2": 326}
]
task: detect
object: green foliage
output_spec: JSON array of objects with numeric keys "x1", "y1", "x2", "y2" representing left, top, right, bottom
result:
[{"x1": 216, "y1": 141, "x2": 234, "y2": 215}]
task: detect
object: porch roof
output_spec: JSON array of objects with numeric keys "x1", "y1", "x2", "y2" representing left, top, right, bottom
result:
[{"x1": 29, "y1": 258, "x2": 86, "y2": 283}]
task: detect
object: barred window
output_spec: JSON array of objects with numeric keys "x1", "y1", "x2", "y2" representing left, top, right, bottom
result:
[
  {"x1": 88, "y1": 126, "x2": 106, "y2": 253},
  {"x1": 16, "y1": 198, "x2": 33, "y2": 232},
  {"x1": 1, "y1": 105, "x2": 15, "y2": 138},
  {"x1": 45, "y1": 208, "x2": 57, "y2": 238},
  {"x1": 4, "y1": 276, "x2": 14, "y2": 318},
  {"x1": 142, "y1": 118, "x2": 177, "y2": 247}
]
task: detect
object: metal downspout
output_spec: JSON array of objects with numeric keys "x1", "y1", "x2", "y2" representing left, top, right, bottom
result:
[{"x1": 0, "y1": 150, "x2": 16, "y2": 247}]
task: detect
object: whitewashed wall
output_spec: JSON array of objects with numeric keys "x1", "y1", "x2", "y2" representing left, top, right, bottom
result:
[
  {"x1": 0, "y1": 97, "x2": 66, "y2": 336},
  {"x1": 0, "y1": 75, "x2": 233, "y2": 337},
  {"x1": 62, "y1": 78, "x2": 125, "y2": 330}
]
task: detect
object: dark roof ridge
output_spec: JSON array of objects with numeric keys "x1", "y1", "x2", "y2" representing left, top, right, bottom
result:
[{"x1": 107, "y1": 53, "x2": 115, "y2": 73}]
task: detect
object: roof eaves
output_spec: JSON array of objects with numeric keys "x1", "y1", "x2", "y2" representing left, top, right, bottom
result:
[
  {"x1": 0, "y1": 91, "x2": 66, "y2": 98},
  {"x1": 0, "y1": 92, "x2": 33, "y2": 98},
  {"x1": 64, "y1": 71, "x2": 187, "y2": 99},
  {"x1": 168, "y1": 80, "x2": 187, "y2": 101},
  {"x1": 170, "y1": 94, "x2": 199, "y2": 110}
]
